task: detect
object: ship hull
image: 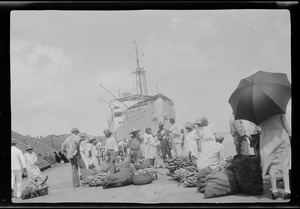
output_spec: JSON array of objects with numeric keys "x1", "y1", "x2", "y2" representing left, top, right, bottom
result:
[{"x1": 113, "y1": 97, "x2": 175, "y2": 140}]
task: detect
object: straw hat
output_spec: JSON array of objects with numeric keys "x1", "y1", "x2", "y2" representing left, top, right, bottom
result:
[
  {"x1": 26, "y1": 145, "x2": 33, "y2": 151},
  {"x1": 129, "y1": 128, "x2": 140, "y2": 135},
  {"x1": 88, "y1": 136, "x2": 97, "y2": 142},
  {"x1": 200, "y1": 117, "x2": 209, "y2": 126},
  {"x1": 184, "y1": 121, "x2": 194, "y2": 130},
  {"x1": 103, "y1": 129, "x2": 113, "y2": 135},
  {"x1": 169, "y1": 116, "x2": 175, "y2": 121},
  {"x1": 158, "y1": 122, "x2": 164, "y2": 127},
  {"x1": 71, "y1": 127, "x2": 79, "y2": 133},
  {"x1": 11, "y1": 138, "x2": 17, "y2": 145},
  {"x1": 194, "y1": 118, "x2": 202, "y2": 125}
]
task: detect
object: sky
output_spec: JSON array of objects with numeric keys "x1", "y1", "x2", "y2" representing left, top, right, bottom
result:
[{"x1": 10, "y1": 10, "x2": 291, "y2": 137}]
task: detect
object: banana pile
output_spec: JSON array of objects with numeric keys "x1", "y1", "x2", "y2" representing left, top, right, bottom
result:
[
  {"x1": 178, "y1": 171, "x2": 198, "y2": 187},
  {"x1": 133, "y1": 167, "x2": 161, "y2": 180},
  {"x1": 165, "y1": 157, "x2": 196, "y2": 174},
  {"x1": 87, "y1": 171, "x2": 110, "y2": 187},
  {"x1": 115, "y1": 160, "x2": 127, "y2": 173}
]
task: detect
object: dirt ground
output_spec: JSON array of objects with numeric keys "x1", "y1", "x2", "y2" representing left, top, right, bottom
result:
[{"x1": 11, "y1": 135, "x2": 291, "y2": 205}]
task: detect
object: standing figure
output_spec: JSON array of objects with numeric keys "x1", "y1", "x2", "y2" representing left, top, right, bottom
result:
[
  {"x1": 143, "y1": 128, "x2": 159, "y2": 166},
  {"x1": 260, "y1": 114, "x2": 291, "y2": 200},
  {"x1": 157, "y1": 122, "x2": 172, "y2": 162},
  {"x1": 103, "y1": 129, "x2": 118, "y2": 174},
  {"x1": 194, "y1": 118, "x2": 204, "y2": 153},
  {"x1": 61, "y1": 127, "x2": 86, "y2": 188},
  {"x1": 182, "y1": 122, "x2": 198, "y2": 160},
  {"x1": 24, "y1": 145, "x2": 48, "y2": 184},
  {"x1": 229, "y1": 114, "x2": 251, "y2": 155},
  {"x1": 169, "y1": 117, "x2": 182, "y2": 158},
  {"x1": 86, "y1": 136, "x2": 101, "y2": 170},
  {"x1": 127, "y1": 128, "x2": 143, "y2": 163},
  {"x1": 11, "y1": 138, "x2": 27, "y2": 198}
]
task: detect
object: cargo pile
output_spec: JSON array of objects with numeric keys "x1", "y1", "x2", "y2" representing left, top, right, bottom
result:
[
  {"x1": 87, "y1": 171, "x2": 110, "y2": 187},
  {"x1": 165, "y1": 157, "x2": 196, "y2": 174}
]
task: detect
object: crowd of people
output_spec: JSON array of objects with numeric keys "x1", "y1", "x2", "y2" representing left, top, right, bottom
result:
[{"x1": 11, "y1": 101, "x2": 291, "y2": 200}]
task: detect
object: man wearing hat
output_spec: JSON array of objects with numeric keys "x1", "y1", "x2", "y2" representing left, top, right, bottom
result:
[
  {"x1": 103, "y1": 129, "x2": 118, "y2": 174},
  {"x1": 127, "y1": 128, "x2": 143, "y2": 163},
  {"x1": 11, "y1": 138, "x2": 26, "y2": 198},
  {"x1": 24, "y1": 145, "x2": 48, "y2": 185},
  {"x1": 61, "y1": 127, "x2": 87, "y2": 188},
  {"x1": 157, "y1": 122, "x2": 172, "y2": 162},
  {"x1": 169, "y1": 116, "x2": 182, "y2": 158}
]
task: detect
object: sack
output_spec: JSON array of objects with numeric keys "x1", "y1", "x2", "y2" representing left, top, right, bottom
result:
[
  {"x1": 21, "y1": 184, "x2": 38, "y2": 200},
  {"x1": 231, "y1": 155, "x2": 263, "y2": 195},
  {"x1": 197, "y1": 167, "x2": 213, "y2": 192},
  {"x1": 204, "y1": 169, "x2": 240, "y2": 198},
  {"x1": 102, "y1": 166, "x2": 134, "y2": 189}
]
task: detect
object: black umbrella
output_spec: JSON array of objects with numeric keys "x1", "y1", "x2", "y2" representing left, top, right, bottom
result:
[{"x1": 228, "y1": 71, "x2": 291, "y2": 125}]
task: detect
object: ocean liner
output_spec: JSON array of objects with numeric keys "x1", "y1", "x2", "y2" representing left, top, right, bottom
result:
[{"x1": 100, "y1": 41, "x2": 176, "y2": 141}]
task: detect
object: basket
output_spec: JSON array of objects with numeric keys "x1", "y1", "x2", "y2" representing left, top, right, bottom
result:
[
  {"x1": 132, "y1": 174, "x2": 153, "y2": 185},
  {"x1": 37, "y1": 187, "x2": 49, "y2": 196}
]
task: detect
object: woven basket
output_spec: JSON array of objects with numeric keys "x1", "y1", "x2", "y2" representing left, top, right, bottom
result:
[{"x1": 132, "y1": 174, "x2": 153, "y2": 185}]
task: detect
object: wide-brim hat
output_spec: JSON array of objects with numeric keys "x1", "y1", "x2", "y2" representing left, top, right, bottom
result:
[
  {"x1": 88, "y1": 136, "x2": 97, "y2": 142},
  {"x1": 103, "y1": 129, "x2": 113, "y2": 135},
  {"x1": 11, "y1": 138, "x2": 17, "y2": 145},
  {"x1": 26, "y1": 145, "x2": 33, "y2": 151},
  {"x1": 169, "y1": 116, "x2": 175, "y2": 121},
  {"x1": 129, "y1": 128, "x2": 140, "y2": 135},
  {"x1": 184, "y1": 121, "x2": 194, "y2": 130},
  {"x1": 158, "y1": 122, "x2": 164, "y2": 127},
  {"x1": 200, "y1": 117, "x2": 209, "y2": 126},
  {"x1": 194, "y1": 118, "x2": 202, "y2": 125},
  {"x1": 71, "y1": 127, "x2": 79, "y2": 133}
]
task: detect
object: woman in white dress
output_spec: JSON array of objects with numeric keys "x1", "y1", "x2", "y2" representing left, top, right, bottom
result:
[
  {"x1": 260, "y1": 113, "x2": 291, "y2": 200},
  {"x1": 143, "y1": 128, "x2": 159, "y2": 166},
  {"x1": 182, "y1": 122, "x2": 199, "y2": 159}
]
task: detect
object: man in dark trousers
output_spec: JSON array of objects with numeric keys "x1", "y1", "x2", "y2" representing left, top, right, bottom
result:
[
  {"x1": 157, "y1": 122, "x2": 172, "y2": 162},
  {"x1": 61, "y1": 127, "x2": 86, "y2": 188}
]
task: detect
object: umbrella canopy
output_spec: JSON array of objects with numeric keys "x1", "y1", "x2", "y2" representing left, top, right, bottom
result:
[{"x1": 228, "y1": 71, "x2": 291, "y2": 125}]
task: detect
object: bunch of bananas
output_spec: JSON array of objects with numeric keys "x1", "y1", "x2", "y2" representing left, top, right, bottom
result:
[
  {"x1": 172, "y1": 166, "x2": 198, "y2": 181},
  {"x1": 133, "y1": 167, "x2": 161, "y2": 180},
  {"x1": 178, "y1": 171, "x2": 198, "y2": 187},
  {"x1": 165, "y1": 157, "x2": 196, "y2": 174},
  {"x1": 87, "y1": 171, "x2": 110, "y2": 187}
]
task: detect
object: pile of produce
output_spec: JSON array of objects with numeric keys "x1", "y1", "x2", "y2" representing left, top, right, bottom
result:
[
  {"x1": 133, "y1": 167, "x2": 162, "y2": 180},
  {"x1": 165, "y1": 157, "x2": 196, "y2": 174},
  {"x1": 87, "y1": 171, "x2": 110, "y2": 187},
  {"x1": 171, "y1": 166, "x2": 198, "y2": 187}
]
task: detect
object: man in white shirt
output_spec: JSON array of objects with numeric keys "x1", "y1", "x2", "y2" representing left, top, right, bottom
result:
[
  {"x1": 169, "y1": 116, "x2": 182, "y2": 158},
  {"x1": 11, "y1": 138, "x2": 26, "y2": 198},
  {"x1": 103, "y1": 129, "x2": 118, "y2": 174}
]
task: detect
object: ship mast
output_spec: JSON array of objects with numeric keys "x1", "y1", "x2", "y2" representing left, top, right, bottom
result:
[{"x1": 133, "y1": 40, "x2": 148, "y2": 98}]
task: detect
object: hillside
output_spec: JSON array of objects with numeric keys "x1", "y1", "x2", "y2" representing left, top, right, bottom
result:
[{"x1": 11, "y1": 131, "x2": 58, "y2": 170}]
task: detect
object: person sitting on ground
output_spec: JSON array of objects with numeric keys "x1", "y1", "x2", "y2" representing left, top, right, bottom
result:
[
  {"x1": 196, "y1": 133, "x2": 226, "y2": 171},
  {"x1": 24, "y1": 145, "x2": 48, "y2": 185}
]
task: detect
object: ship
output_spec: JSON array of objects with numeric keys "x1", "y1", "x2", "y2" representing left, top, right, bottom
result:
[{"x1": 100, "y1": 41, "x2": 176, "y2": 141}]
